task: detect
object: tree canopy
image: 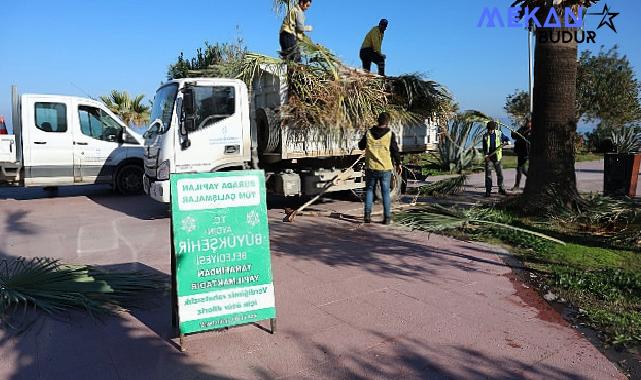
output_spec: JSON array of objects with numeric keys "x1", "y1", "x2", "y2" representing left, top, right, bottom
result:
[
  {"x1": 100, "y1": 90, "x2": 150, "y2": 127},
  {"x1": 505, "y1": 46, "x2": 641, "y2": 133}
]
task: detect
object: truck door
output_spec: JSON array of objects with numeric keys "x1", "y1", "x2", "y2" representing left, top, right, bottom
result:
[
  {"x1": 175, "y1": 85, "x2": 244, "y2": 172},
  {"x1": 75, "y1": 102, "x2": 128, "y2": 184},
  {"x1": 23, "y1": 98, "x2": 74, "y2": 186}
]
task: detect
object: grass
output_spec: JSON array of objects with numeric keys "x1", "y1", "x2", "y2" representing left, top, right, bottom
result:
[{"x1": 404, "y1": 152, "x2": 604, "y2": 176}]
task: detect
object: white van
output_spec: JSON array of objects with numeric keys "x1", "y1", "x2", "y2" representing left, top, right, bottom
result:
[{"x1": 0, "y1": 87, "x2": 145, "y2": 194}]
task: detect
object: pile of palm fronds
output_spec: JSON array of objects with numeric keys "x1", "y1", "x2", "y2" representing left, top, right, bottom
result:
[
  {"x1": 0, "y1": 257, "x2": 167, "y2": 329},
  {"x1": 179, "y1": 38, "x2": 453, "y2": 137},
  {"x1": 397, "y1": 204, "x2": 565, "y2": 244},
  {"x1": 237, "y1": 39, "x2": 453, "y2": 131},
  {"x1": 554, "y1": 195, "x2": 641, "y2": 247}
]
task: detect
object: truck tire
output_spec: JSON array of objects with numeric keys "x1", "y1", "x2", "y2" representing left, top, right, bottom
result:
[
  {"x1": 115, "y1": 164, "x2": 144, "y2": 195},
  {"x1": 375, "y1": 171, "x2": 402, "y2": 202},
  {"x1": 256, "y1": 108, "x2": 280, "y2": 154}
]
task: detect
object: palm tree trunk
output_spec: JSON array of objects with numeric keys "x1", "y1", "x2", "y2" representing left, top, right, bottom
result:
[{"x1": 523, "y1": 23, "x2": 580, "y2": 211}]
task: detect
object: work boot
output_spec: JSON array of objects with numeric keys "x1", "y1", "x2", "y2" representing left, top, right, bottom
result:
[
  {"x1": 383, "y1": 217, "x2": 392, "y2": 225},
  {"x1": 498, "y1": 188, "x2": 507, "y2": 196},
  {"x1": 364, "y1": 214, "x2": 371, "y2": 224}
]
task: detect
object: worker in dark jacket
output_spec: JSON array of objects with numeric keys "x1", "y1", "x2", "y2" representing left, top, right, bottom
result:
[
  {"x1": 360, "y1": 19, "x2": 388, "y2": 76},
  {"x1": 279, "y1": 0, "x2": 313, "y2": 63},
  {"x1": 358, "y1": 112, "x2": 401, "y2": 224},
  {"x1": 483, "y1": 121, "x2": 510, "y2": 197},
  {"x1": 511, "y1": 119, "x2": 531, "y2": 190}
]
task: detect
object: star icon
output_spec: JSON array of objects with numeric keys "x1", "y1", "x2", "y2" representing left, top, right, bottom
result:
[{"x1": 588, "y1": 4, "x2": 620, "y2": 33}]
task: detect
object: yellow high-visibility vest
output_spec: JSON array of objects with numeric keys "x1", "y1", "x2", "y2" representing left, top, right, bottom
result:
[
  {"x1": 361, "y1": 27, "x2": 384, "y2": 53},
  {"x1": 366, "y1": 131, "x2": 394, "y2": 170},
  {"x1": 485, "y1": 132, "x2": 503, "y2": 161},
  {"x1": 280, "y1": 4, "x2": 305, "y2": 40}
]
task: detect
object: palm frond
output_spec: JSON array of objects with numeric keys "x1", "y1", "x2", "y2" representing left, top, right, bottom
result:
[
  {"x1": 398, "y1": 204, "x2": 566, "y2": 245},
  {"x1": 99, "y1": 90, "x2": 150, "y2": 127},
  {"x1": 418, "y1": 175, "x2": 468, "y2": 197},
  {"x1": 437, "y1": 111, "x2": 490, "y2": 173},
  {"x1": 0, "y1": 257, "x2": 167, "y2": 329}
]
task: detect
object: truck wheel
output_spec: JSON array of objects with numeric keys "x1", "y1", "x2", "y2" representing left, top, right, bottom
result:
[
  {"x1": 116, "y1": 164, "x2": 144, "y2": 195},
  {"x1": 375, "y1": 171, "x2": 402, "y2": 202}
]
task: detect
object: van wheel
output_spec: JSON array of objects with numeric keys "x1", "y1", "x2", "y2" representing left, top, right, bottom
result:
[{"x1": 116, "y1": 164, "x2": 144, "y2": 195}]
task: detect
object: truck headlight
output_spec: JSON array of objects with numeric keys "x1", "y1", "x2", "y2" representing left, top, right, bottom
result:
[{"x1": 157, "y1": 159, "x2": 170, "y2": 180}]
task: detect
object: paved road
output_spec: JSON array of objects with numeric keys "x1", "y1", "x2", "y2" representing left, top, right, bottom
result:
[
  {"x1": 0, "y1": 163, "x2": 628, "y2": 380},
  {"x1": 464, "y1": 160, "x2": 641, "y2": 197}
]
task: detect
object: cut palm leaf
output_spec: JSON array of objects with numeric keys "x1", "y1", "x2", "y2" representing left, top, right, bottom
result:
[
  {"x1": 0, "y1": 257, "x2": 167, "y2": 329},
  {"x1": 398, "y1": 204, "x2": 566, "y2": 245}
]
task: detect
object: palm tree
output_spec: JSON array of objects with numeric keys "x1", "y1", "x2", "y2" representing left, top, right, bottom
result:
[
  {"x1": 100, "y1": 90, "x2": 150, "y2": 127},
  {"x1": 512, "y1": 0, "x2": 600, "y2": 212}
]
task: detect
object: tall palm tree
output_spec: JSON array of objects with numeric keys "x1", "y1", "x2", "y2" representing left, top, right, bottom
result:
[
  {"x1": 100, "y1": 90, "x2": 150, "y2": 127},
  {"x1": 512, "y1": 0, "x2": 600, "y2": 212}
]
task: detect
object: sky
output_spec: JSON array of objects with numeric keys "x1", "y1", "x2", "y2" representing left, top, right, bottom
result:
[{"x1": 1, "y1": 0, "x2": 640, "y2": 133}]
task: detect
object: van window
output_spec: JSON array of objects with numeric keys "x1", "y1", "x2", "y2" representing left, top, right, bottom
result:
[
  {"x1": 35, "y1": 103, "x2": 67, "y2": 132},
  {"x1": 193, "y1": 86, "x2": 235, "y2": 130},
  {"x1": 78, "y1": 106, "x2": 122, "y2": 142}
]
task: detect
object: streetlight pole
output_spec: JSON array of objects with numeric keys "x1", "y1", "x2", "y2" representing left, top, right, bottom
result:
[{"x1": 528, "y1": 21, "x2": 534, "y2": 115}]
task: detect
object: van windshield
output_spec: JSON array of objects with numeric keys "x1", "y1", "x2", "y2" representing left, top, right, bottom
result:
[{"x1": 146, "y1": 84, "x2": 178, "y2": 136}]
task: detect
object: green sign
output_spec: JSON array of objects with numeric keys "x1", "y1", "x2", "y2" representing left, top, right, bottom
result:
[{"x1": 170, "y1": 170, "x2": 276, "y2": 335}]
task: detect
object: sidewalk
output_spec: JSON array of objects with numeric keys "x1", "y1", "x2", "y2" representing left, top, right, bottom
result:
[{"x1": 0, "y1": 161, "x2": 628, "y2": 379}]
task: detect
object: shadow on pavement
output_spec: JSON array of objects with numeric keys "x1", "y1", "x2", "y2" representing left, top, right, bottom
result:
[
  {"x1": 268, "y1": 217, "x2": 517, "y2": 279},
  {"x1": 282, "y1": 329, "x2": 589, "y2": 379}
]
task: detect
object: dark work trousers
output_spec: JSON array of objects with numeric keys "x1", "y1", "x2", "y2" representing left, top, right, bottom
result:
[
  {"x1": 360, "y1": 47, "x2": 385, "y2": 76},
  {"x1": 279, "y1": 32, "x2": 301, "y2": 63},
  {"x1": 515, "y1": 156, "x2": 529, "y2": 187},
  {"x1": 485, "y1": 159, "x2": 505, "y2": 193}
]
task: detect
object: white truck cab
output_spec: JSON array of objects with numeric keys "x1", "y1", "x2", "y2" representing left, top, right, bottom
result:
[
  {"x1": 144, "y1": 78, "x2": 251, "y2": 203},
  {"x1": 0, "y1": 87, "x2": 145, "y2": 194}
]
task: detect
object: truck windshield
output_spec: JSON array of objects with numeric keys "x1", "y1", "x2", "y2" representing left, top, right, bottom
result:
[{"x1": 147, "y1": 84, "x2": 178, "y2": 136}]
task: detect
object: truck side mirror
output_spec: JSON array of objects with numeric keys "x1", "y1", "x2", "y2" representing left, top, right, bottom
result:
[{"x1": 183, "y1": 89, "x2": 196, "y2": 118}]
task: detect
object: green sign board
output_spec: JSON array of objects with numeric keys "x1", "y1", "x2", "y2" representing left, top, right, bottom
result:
[{"x1": 170, "y1": 170, "x2": 276, "y2": 335}]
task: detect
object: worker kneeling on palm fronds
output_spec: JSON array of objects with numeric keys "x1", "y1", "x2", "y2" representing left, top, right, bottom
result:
[
  {"x1": 360, "y1": 19, "x2": 388, "y2": 76},
  {"x1": 279, "y1": 0, "x2": 313, "y2": 63},
  {"x1": 511, "y1": 118, "x2": 531, "y2": 190},
  {"x1": 483, "y1": 121, "x2": 510, "y2": 197},
  {"x1": 359, "y1": 112, "x2": 402, "y2": 225}
]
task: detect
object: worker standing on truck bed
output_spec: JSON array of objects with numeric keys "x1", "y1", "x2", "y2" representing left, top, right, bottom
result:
[
  {"x1": 280, "y1": 0, "x2": 313, "y2": 63},
  {"x1": 360, "y1": 19, "x2": 388, "y2": 76},
  {"x1": 359, "y1": 112, "x2": 401, "y2": 225}
]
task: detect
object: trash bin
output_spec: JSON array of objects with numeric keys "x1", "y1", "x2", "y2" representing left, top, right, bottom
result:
[{"x1": 604, "y1": 153, "x2": 641, "y2": 197}]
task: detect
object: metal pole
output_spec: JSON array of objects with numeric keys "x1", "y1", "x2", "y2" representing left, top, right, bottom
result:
[{"x1": 528, "y1": 22, "x2": 534, "y2": 114}]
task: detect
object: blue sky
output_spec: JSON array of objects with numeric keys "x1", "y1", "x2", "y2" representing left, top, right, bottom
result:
[{"x1": 1, "y1": 0, "x2": 640, "y2": 133}]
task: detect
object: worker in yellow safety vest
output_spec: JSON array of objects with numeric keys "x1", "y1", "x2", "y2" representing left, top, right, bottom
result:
[
  {"x1": 360, "y1": 19, "x2": 388, "y2": 76},
  {"x1": 358, "y1": 112, "x2": 402, "y2": 224},
  {"x1": 483, "y1": 121, "x2": 511, "y2": 197},
  {"x1": 279, "y1": 0, "x2": 313, "y2": 63}
]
